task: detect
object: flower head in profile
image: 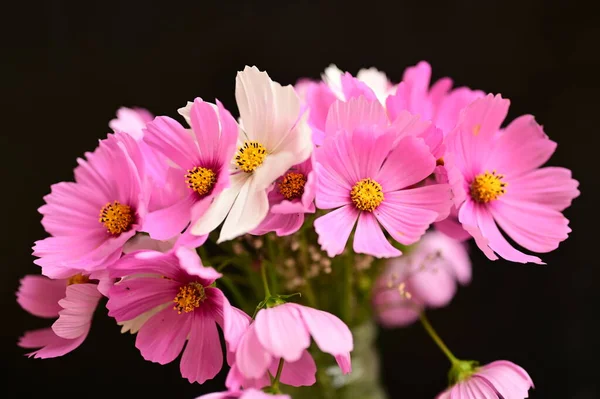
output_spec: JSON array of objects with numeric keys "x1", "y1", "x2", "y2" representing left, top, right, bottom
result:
[
  {"x1": 438, "y1": 360, "x2": 534, "y2": 399},
  {"x1": 196, "y1": 389, "x2": 290, "y2": 399},
  {"x1": 231, "y1": 303, "x2": 352, "y2": 388},
  {"x1": 142, "y1": 98, "x2": 238, "y2": 241},
  {"x1": 190, "y1": 66, "x2": 313, "y2": 242},
  {"x1": 373, "y1": 231, "x2": 471, "y2": 327},
  {"x1": 251, "y1": 154, "x2": 317, "y2": 237},
  {"x1": 17, "y1": 273, "x2": 102, "y2": 358},
  {"x1": 106, "y1": 247, "x2": 249, "y2": 384},
  {"x1": 33, "y1": 132, "x2": 148, "y2": 277},
  {"x1": 444, "y1": 94, "x2": 580, "y2": 263},
  {"x1": 314, "y1": 97, "x2": 453, "y2": 258}
]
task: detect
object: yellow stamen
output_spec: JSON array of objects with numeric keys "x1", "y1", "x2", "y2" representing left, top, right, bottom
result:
[
  {"x1": 173, "y1": 282, "x2": 206, "y2": 314},
  {"x1": 350, "y1": 178, "x2": 384, "y2": 212},
  {"x1": 470, "y1": 171, "x2": 506, "y2": 203},
  {"x1": 185, "y1": 166, "x2": 217, "y2": 196},
  {"x1": 235, "y1": 141, "x2": 267, "y2": 173},
  {"x1": 99, "y1": 201, "x2": 133, "y2": 235},
  {"x1": 278, "y1": 172, "x2": 307, "y2": 200},
  {"x1": 67, "y1": 273, "x2": 89, "y2": 286}
]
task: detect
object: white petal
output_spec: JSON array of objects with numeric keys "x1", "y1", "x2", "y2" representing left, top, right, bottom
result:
[
  {"x1": 177, "y1": 101, "x2": 194, "y2": 126},
  {"x1": 235, "y1": 66, "x2": 301, "y2": 151},
  {"x1": 218, "y1": 175, "x2": 269, "y2": 243},
  {"x1": 190, "y1": 173, "x2": 248, "y2": 236},
  {"x1": 322, "y1": 64, "x2": 345, "y2": 100},
  {"x1": 357, "y1": 67, "x2": 391, "y2": 104},
  {"x1": 118, "y1": 303, "x2": 169, "y2": 334}
]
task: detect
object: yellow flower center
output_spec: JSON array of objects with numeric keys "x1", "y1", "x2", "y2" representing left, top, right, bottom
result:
[
  {"x1": 470, "y1": 171, "x2": 506, "y2": 203},
  {"x1": 350, "y1": 178, "x2": 384, "y2": 212},
  {"x1": 173, "y1": 282, "x2": 206, "y2": 314},
  {"x1": 99, "y1": 201, "x2": 133, "y2": 235},
  {"x1": 235, "y1": 141, "x2": 267, "y2": 173},
  {"x1": 185, "y1": 166, "x2": 217, "y2": 196},
  {"x1": 278, "y1": 172, "x2": 307, "y2": 200},
  {"x1": 67, "y1": 273, "x2": 90, "y2": 286}
]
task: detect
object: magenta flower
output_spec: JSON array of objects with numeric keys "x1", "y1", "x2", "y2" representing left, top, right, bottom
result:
[
  {"x1": 232, "y1": 303, "x2": 352, "y2": 385},
  {"x1": 438, "y1": 361, "x2": 534, "y2": 399},
  {"x1": 17, "y1": 273, "x2": 102, "y2": 358},
  {"x1": 314, "y1": 98, "x2": 453, "y2": 258},
  {"x1": 33, "y1": 132, "x2": 148, "y2": 277},
  {"x1": 445, "y1": 94, "x2": 580, "y2": 263},
  {"x1": 373, "y1": 231, "x2": 471, "y2": 327},
  {"x1": 142, "y1": 98, "x2": 238, "y2": 241},
  {"x1": 252, "y1": 155, "x2": 317, "y2": 236},
  {"x1": 196, "y1": 389, "x2": 290, "y2": 399},
  {"x1": 106, "y1": 247, "x2": 249, "y2": 384}
]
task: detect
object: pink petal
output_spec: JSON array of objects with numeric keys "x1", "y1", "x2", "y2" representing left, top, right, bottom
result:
[
  {"x1": 486, "y1": 115, "x2": 556, "y2": 177},
  {"x1": 353, "y1": 212, "x2": 401, "y2": 258},
  {"x1": 189, "y1": 98, "x2": 225, "y2": 166},
  {"x1": 406, "y1": 265, "x2": 457, "y2": 308},
  {"x1": 18, "y1": 327, "x2": 87, "y2": 359},
  {"x1": 292, "y1": 304, "x2": 353, "y2": 357},
  {"x1": 108, "y1": 250, "x2": 184, "y2": 280},
  {"x1": 456, "y1": 200, "x2": 499, "y2": 261},
  {"x1": 144, "y1": 194, "x2": 196, "y2": 241},
  {"x1": 314, "y1": 205, "x2": 360, "y2": 257},
  {"x1": 225, "y1": 363, "x2": 270, "y2": 391},
  {"x1": 314, "y1": 163, "x2": 352, "y2": 210},
  {"x1": 252, "y1": 212, "x2": 305, "y2": 237},
  {"x1": 107, "y1": 277, "x2": 180, "y2": 322},
  {"x1": 143, "y1": 116, "x2": 197, "y2": 170},
  {"x1": 504, "y1": 167, "x2": 579, "y2": 212},
  {"x1": 335, "y1": 353, "x2": 352, "y2": 375},
  {"x1": 325, "y1": 96, "x2": 388, "y2": 137},
  {"x1": 236, "y1": 324, "x2": 273, "y2": 380},
  {"x1": 304, "y1": 82, "x2": 338, "y2": 145},
  {"x1": 52, "y1": 283, "x2": 102, "y2": 339},
  {"x1": 275, "y1": 349, "x2": 317, "y2": 387},
  {"x1": 462, "y1": 377, "x2": 499, "y2": 399},
  {"x1": 16, "y1": 276, "x2": 66, "y2": 318},
  {"x1": 180, "y1": 310, "x2": 224, "y2": 384},
  {"x1": 434, "y1": 87, "x2": 484, "y2": 134},
  {"x1": 469, "y1": 202, "x2": 543, "y2": 264},
  {"x1": 376, "y1": 136, "x2": 436, "y2": 192},
  {"x1": 340, "y1": 73, "x2": 378, "y2": 102},
  {"x1": 254, "y1": 304, "x2": 311, "y2": 362},
  {"x1": 109, "y1": 107, "x2": 153, "y2": 140},
  {"x1": 315, "y1": 132, "x2": 362, "y2": 199},
  {"x1": 175, "y1": 246, "x2": 222, "y2": 283},
  {"x1": 434, "y1": 214, "x2": 472, "y2": 242},
  {"x1": 207, "y1": 287, "x2": 250, "y2": 353},
  {"x1": 136, "y1": 305, "x2": 192, "y2": 364}
]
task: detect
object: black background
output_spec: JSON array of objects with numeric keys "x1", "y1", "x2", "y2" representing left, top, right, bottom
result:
[{"x1": 2, "y1": 1, "x2": 599, "y2": 398}]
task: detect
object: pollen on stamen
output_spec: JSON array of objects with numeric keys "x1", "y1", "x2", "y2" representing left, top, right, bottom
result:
[
  {"x1": 470, "y1": 171, "x2": 507, "y2": 203},
  {"x1": 99, "y1": 201, "x2": 133, "y2": 235},
  {"x1": 278, "y1": 172, "x2": 307, "y2": 200},
  {"x1": 235, "y1": 141, "x2": 267, "y2": 173},
  {"x1": 67, "y1": 273, "x2": 90, "y2": 286},
  {"x1": 350, "y1": 178, "x2": 384, "y2": 212},
  {"x1": 185, "y1": 166, "x2": 217, "y2": 196},
  {"x1": 173, "y1": 282, "x2": 206, "y2": 314}
]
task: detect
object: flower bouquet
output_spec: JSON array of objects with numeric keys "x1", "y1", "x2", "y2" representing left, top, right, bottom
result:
[{"x1": 18, "y1": 63, "x2": 579, "y2": 399}]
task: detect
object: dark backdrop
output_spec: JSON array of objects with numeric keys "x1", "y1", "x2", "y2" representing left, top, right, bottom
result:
[{"x1": 2, "y1": 1, "x2": 598, "y2": 398}]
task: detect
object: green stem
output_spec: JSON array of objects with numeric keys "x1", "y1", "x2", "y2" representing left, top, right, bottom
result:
[
  {"x1": 419, "y1": 312, "x2": 459, "y2": 365},
  {"x1": 261, "y1": 261, "x2": 271, "y2": 297},
  {"x1": 219, "y1": 276, "x2": 249, "y2": 313},
  {"x1": 271, "y1": 358, "x2": 285, "y2": 391},
  {"x1": 341, "y1": 255, "x2": 353, "y2": 324}
]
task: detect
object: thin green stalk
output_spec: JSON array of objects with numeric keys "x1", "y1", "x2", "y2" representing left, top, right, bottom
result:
[
  {"x1": 261, "y1": 261, "x2": 271, "y2": 297},
  {"x1": 271, "y1": 358, "x2": 285, "y2": 391},
  {"x1": 419, "y1": 312, "x2": 459, "y2": 365},
  {"x1": 219, "y1": 275, "x2": 248, "y2": 312}
]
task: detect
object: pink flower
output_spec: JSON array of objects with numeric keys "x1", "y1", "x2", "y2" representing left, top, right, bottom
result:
[
  {"x1": 33, "y1": 132, "x2": 148, "y2": 278},
  {"x1": 142, "y1": 98, "x2": 238, "y2": 241},
  {"x1": 251, "y1": 155, "x2": 317, "y2": 236},
  {"x1": 196, "y1": 389, "x2": 290, "y2": 399},
  {"x1": 373, "y1": 231, "x2": 471, "y2": 327},
  {"x1": 17, "y1": 273, "x2": 102, "y2": 358},
  {"x1": 445, "y1": 94, "x2": 580, "y2": 263},
  {"x1": 232, "y1": 303, "x2": 352, "y2": 385},
  {"x1": 106, "y1": 247, "x2": 249, "y2": 384},
  {"x1": 314, "y1": 97, "x2": 453, "y2": 258},
  {"x1": 438, "y1": 361, "x2": 534, "y2": 399}
]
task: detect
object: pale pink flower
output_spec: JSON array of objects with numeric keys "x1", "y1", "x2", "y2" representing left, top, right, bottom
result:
[
  {"x1": 251, "y1": 154, "x2": 316, "y2": 236},
  {"x1": 17, "y1": 273, "x2": 102, "y2": 358},
  {"x1": 373, "y1": 231, "x2": 471, "y2": 327},
  {"x1": 438, "y1": 361, "x2": 534, "y2": 399},
  {"x1": 196, "y1": 389, "x2": 290, "y2": 399},
  {"x1": 314, "y1": 97, "x2": 453, "y2": 258},
  {"x1": 142, "y1": 98, "x2": 238, "y2": 241},
  {"x1": 189, "y1": 66, "x2": 313, "y2": 242},
  {"x1": 232, "y1": 303, "x2": 352, "y2": 386},
  {"x1": 109, "y1": 107, "x2": 154, "y2": 140},
  {"x1": 106, "y1": 247, "x2": 249, "y2": 384},
  {"x1": 445, "y1": 94, "x2": 580, "y2": 263},
  {"x1": 33, "y1": 132, "x2": 148, "y2": 277}
]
